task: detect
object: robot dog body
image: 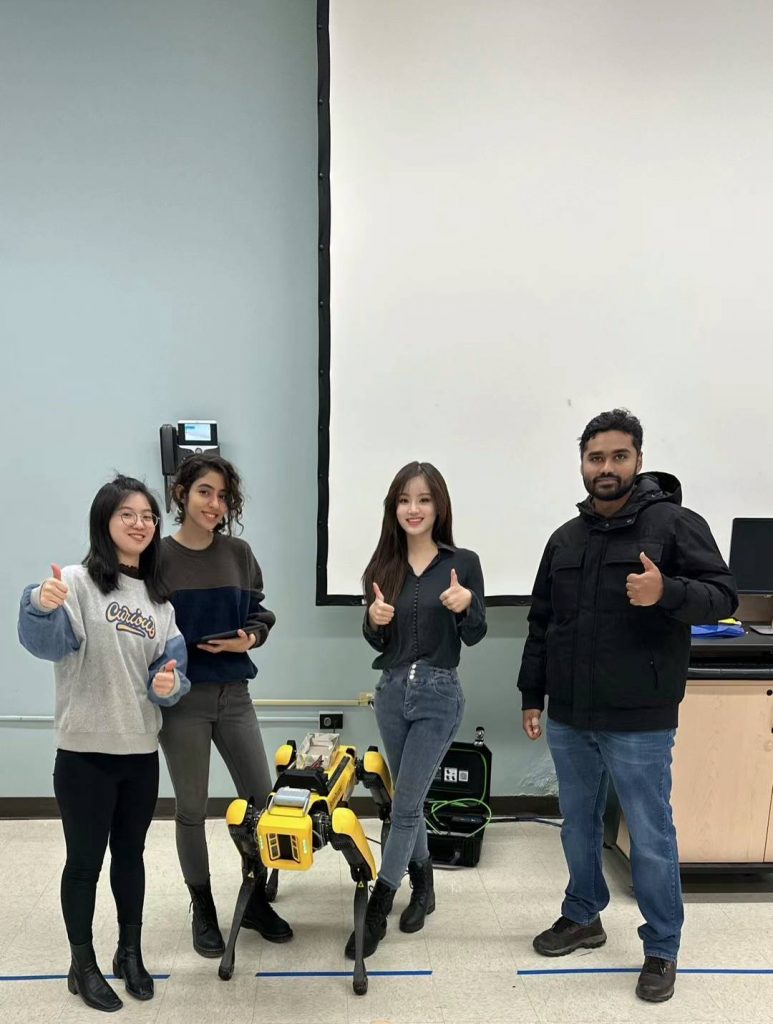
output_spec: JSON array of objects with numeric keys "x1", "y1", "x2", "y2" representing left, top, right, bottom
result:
[{"x1": 220, "y1": 733, "x2": 392, "y2": 995}]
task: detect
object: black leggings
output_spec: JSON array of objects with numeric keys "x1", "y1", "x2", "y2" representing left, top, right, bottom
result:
[{"x1": 53, "y1": 749, "x2": 159, "y2": 944}]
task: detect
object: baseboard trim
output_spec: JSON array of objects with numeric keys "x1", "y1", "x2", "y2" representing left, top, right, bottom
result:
[{"x1": 0, "y1": 795, "x2": 559, "y2": 820}]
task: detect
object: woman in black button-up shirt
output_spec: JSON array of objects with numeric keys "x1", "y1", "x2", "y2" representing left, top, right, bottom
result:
[{"x1": 343, "y1": 461, "x2": 487, "y2": 961}]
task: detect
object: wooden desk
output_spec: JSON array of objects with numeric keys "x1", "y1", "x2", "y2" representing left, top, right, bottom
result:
[{"x1": 617, "y1": 679, "x2": 773, "y2": 866}]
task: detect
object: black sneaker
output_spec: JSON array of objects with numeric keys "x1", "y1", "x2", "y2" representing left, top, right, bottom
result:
[
  {"x1": 636, "y1": 956, "x2": 676, "y2": 1002},
  {"x1": 532, "y1": 915, "x2": 607, "y2": 957}
]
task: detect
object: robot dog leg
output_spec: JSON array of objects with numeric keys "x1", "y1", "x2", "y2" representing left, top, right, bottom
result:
[
  {"x1": 218, "y1": 798, "x2": 263, "y2": 982},
  {"x1": 329, "y1": 807, "x2": 377, "y2": 995}
]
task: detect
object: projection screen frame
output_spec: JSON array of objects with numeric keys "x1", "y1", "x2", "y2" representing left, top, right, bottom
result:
[{"x1": 315, "y1": 0, "x2": 527, "y2": 607}]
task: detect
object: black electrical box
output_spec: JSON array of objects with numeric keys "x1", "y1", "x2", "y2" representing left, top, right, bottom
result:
[{"x1": 424, "y1": 728, "x2": 492, "y2": 867}]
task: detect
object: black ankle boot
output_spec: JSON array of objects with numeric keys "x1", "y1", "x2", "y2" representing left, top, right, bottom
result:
[
  {"x1": 344, "y1": 879, "x2": 396, "y2": 960},
  {"x1": 242, "y1": 869, "x2": 293, "y2": 943},
  {"x1": 399, "y1": 857, "x2": 435, "y2": 933},
  {"x1": 186, "y1": 879, "x2": 225, "y2": 957},
  {"x1": 112, "y1": 923, "x2": 154, "y2": 1000},
  {"x1": 67, "y1": 941, "x2": 123, "y2": 1013}
]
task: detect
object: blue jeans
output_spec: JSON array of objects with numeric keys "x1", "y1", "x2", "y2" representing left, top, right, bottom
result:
[
  {"x1": 546, "y1": 717, "x2": 683, "y2": 961},
  {"x1": 374, "y1": 662, "x2": 465, "y2": 891}
]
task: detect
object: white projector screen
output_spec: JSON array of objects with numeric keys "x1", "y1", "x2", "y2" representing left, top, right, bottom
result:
[{"x1": 317, "y1": 0, "x2": 773, "y2": 603}]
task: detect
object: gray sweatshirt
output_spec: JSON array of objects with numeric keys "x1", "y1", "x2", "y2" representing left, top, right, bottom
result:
[{"x1": 18, "y1": 565, "x2": 190, "y2": 754}]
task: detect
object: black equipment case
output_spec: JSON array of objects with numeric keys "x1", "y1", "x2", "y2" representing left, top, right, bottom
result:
[{"x1": 424, "y1": 727, "x2": 492, "y2": 867}]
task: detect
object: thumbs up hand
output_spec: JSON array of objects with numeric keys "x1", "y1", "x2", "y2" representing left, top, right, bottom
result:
[
  {"x1": 369, "y1": 583, "x2": 395, "y2": 627},
  {"x1": 152, "y1": 659, "x2": 178, "y2": 697},
  {"x1": 39, "y1": 564, "x2": 69, "y2": 610},
  {"x1": 440, "y1": 568, "x2": 473, "y2": 614},
  {"x1": 626, "y1": 552, "x2": 664, "y2": 607}
]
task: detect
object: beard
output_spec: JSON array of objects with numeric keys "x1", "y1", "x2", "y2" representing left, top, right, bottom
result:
[{"x1": 583, "y1": 472, "x2": 637, "y2": 503}]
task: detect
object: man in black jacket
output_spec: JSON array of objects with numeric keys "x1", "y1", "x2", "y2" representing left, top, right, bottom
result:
[{"x1": 517, "y1": 408, "x2": 736, "y2": 1003}]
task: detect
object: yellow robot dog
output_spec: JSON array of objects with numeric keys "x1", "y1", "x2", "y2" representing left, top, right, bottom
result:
[{"x1": 219, "y1": 732, "x2": 392, "y2": 995}]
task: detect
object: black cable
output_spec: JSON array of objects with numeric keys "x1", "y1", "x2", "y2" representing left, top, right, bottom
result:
[
  {"x1": 488, "y1": 815, "x2": 562, "y2": 828},
  {"x1": 367, "y1": 814, "x2": 560, "y2": 856}
]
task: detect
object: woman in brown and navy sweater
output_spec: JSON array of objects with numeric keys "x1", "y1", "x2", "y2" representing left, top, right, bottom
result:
[{"x1": 159, "y1": 453, "x2": 293, "y2": 957}]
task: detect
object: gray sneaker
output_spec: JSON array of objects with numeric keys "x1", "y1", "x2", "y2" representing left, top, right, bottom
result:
[
  {"x1": 532, "y1": 915, "x2": 607, "y2": 956},
  {"x1": 635, "y1": 956, "x2": 676, "y2": 1002}
]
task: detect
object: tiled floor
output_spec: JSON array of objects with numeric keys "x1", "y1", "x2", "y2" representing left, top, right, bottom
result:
[{"x1": 0, "y1": 817, "x2": 771, "y2": 1022}]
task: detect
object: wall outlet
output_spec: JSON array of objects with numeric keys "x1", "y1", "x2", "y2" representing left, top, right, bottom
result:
[{"x1": 319, "y1": 712, "x2": 343, "y2": 730}]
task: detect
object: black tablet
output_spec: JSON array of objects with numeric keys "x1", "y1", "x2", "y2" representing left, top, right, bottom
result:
[{"x1": 195, "y1": 629, "x2": 244, "y2": 644}]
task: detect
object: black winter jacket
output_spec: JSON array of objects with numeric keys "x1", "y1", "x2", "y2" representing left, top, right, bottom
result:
[{"x1": 517, "y1": 472, "x2": 737, "y2": 730}]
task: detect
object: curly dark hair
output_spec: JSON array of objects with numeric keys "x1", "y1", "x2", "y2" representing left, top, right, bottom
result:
[
  {"x1": 172, "y1": 453, "x2": 244, "y2": 534},
  {"x1": 579, "y1": 408, "x2": 643, "y2": 454}
]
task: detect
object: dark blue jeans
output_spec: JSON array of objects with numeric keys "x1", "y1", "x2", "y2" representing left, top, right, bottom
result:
[
  {"x1": 547, "y1": 717, "x2": 683, "y2": 961},
  {"x1": 374, "y1": 662, "x2": 465, "y2": 890}
]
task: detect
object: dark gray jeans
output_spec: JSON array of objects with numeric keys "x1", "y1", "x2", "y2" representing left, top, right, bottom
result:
[
  {"x1": 374, "y1": 661, "x2": 465, "y2": 890},
  {"x1": 159, "y1": 681, "x2": 272, "y2": 886}
]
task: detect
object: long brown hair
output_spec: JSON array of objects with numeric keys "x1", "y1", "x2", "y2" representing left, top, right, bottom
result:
[{"x1": 362, "y1": 461, "x2": 454, "y2": 606}]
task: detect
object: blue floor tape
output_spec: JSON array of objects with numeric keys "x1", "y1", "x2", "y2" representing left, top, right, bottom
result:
[
  {"x1": 3, "y1": 967, "x2": 773, "y2": 982},
  {"x1": 0, "y1": 970, "x2": 429, "y2": 983},
  {"x1": 257, "y1": 970, "x2": 433, "y2": 977},
  {"x1": 0, "y1": 973, "x2": 171, "y2": 983},
  {"x1": 519, "y1": 967, "x2": 773, "y2": 976}
]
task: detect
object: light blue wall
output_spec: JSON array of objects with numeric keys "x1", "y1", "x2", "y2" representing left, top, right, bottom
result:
[{"x1": 0, "y1": 0, "x2": 554, "y2": 799}]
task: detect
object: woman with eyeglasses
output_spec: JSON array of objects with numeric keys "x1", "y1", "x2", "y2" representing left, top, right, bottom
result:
[
  {"x1": 158, "y1": 453, "x2": 292, "y2": 958},
  {"x1": 18, "y1": 475, "x2": 190, "y2": 1013}
]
